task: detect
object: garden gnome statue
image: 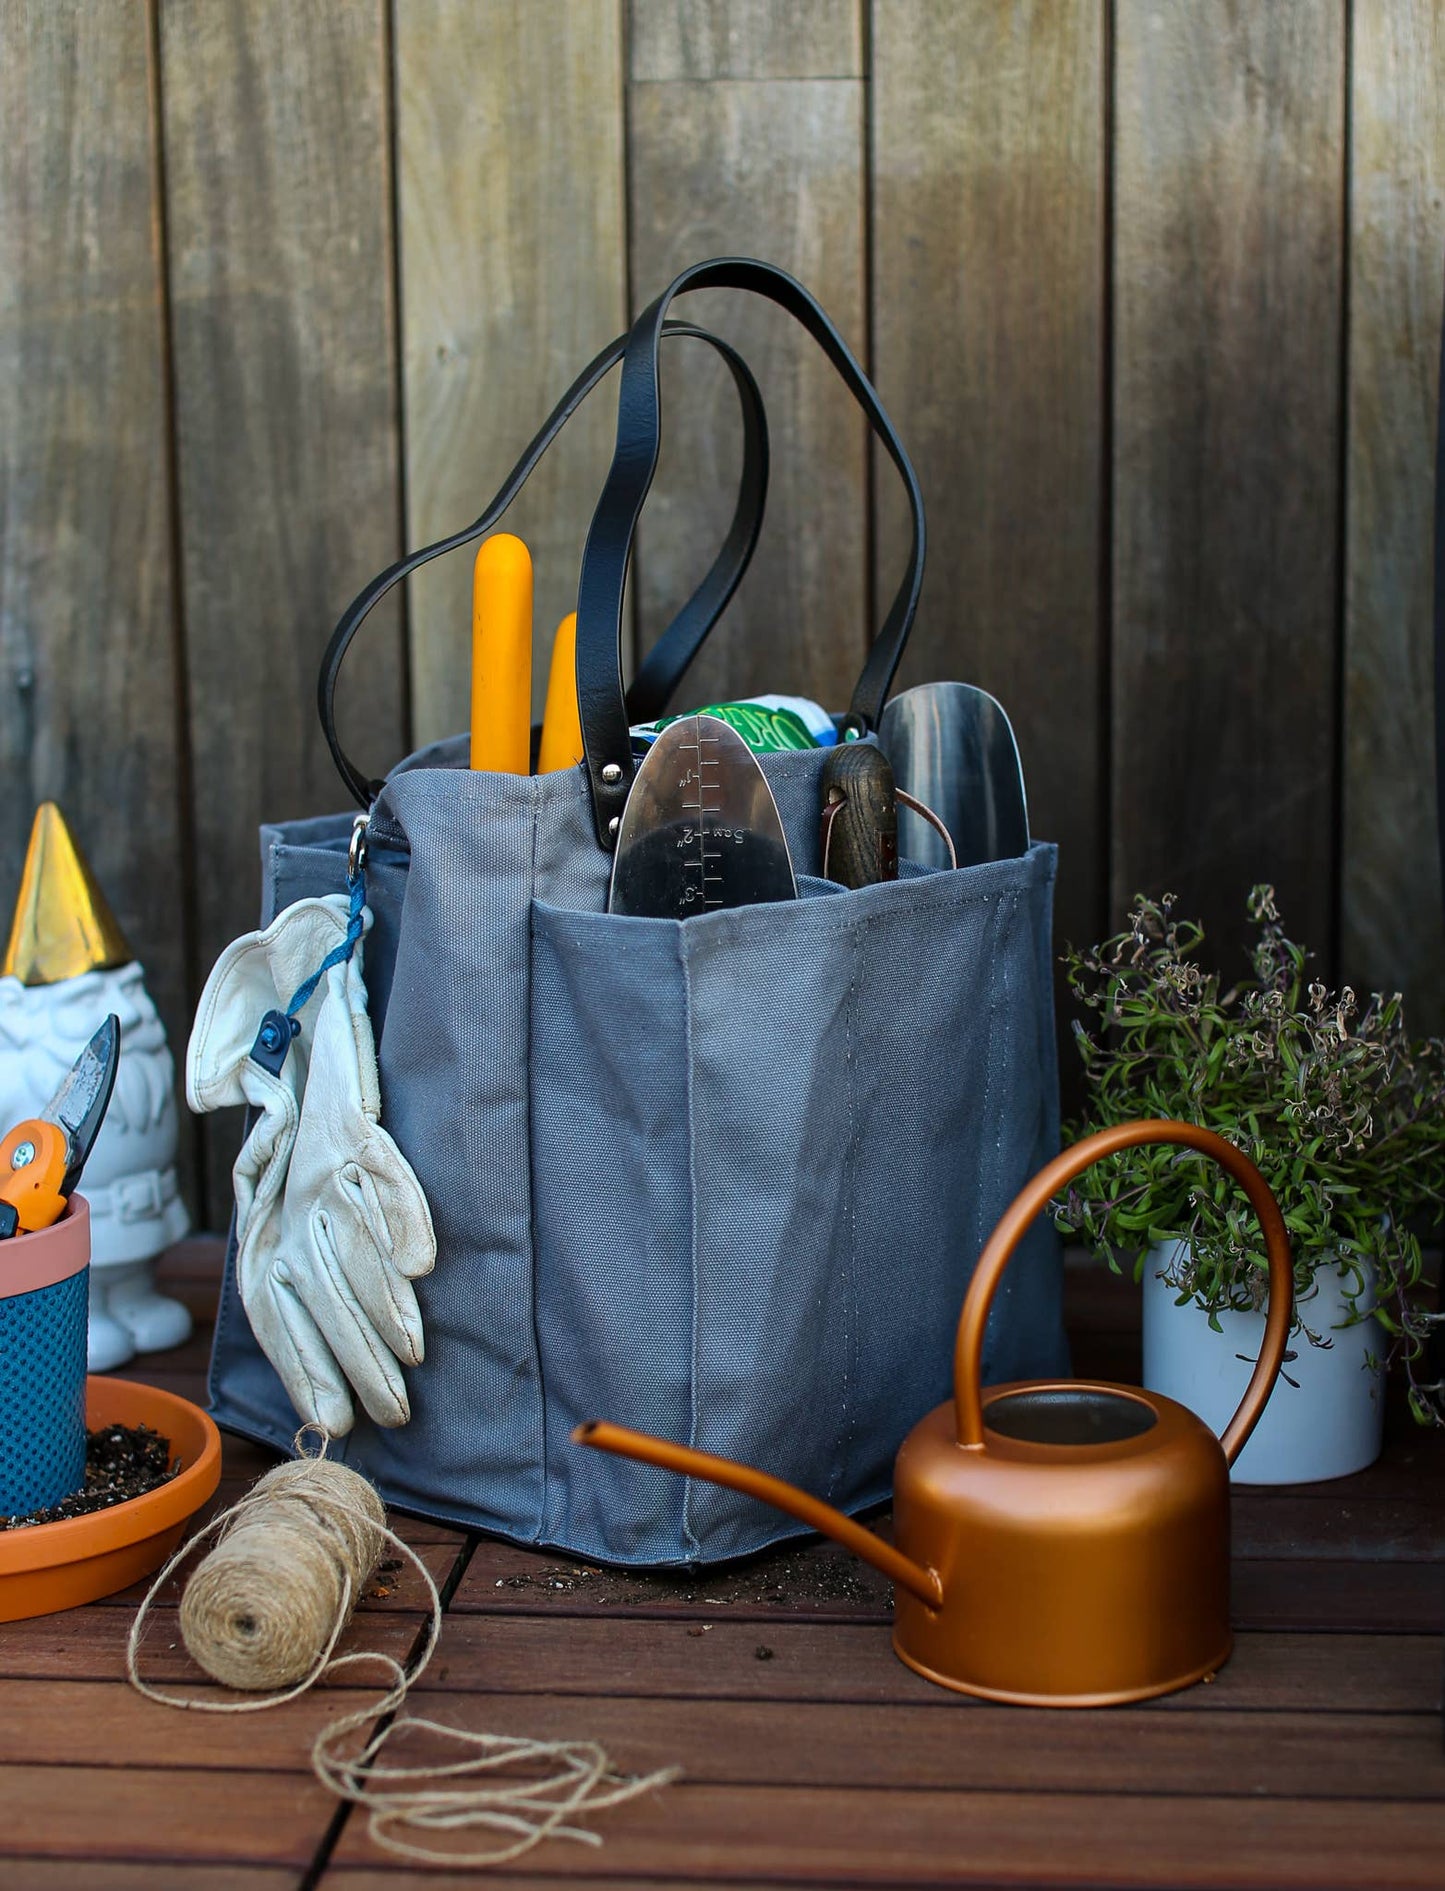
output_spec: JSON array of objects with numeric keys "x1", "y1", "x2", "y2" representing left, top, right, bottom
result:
[{"x1": 0, "y1": 804, "x2": 191, "y2": 1369}]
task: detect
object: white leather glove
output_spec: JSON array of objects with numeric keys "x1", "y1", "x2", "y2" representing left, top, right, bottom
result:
[{"x1": 187, "y1": 896, "x2": 436, "y2": 1435}]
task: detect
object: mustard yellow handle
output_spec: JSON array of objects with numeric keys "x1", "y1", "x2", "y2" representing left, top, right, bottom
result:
[
  {"x1": 470, "y1": 534, "x2": 532, "y2": 774},
  {"x1": 953, "y1": 1120, "x2": 1294, "y2": 1464},
  {"x1": 537, "y1": 612, "x2": 584, "y2": 772}
]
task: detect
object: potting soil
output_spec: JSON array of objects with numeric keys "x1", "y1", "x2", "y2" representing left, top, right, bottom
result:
[{"x1": 2, "y1": 1423, "x2": 176, "y2": 1528}]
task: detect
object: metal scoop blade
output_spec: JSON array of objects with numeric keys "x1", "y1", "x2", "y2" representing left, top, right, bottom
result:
[{"x1": 609, "y1": 715, "x2": 797, "y2": 919}]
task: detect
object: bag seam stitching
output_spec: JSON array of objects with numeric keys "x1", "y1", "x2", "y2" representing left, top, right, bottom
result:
[
  {"x1": 532, "y1": 871, "x2": 1051, "y2": 937},
  {"x1": 526, "y1": 786, "x2": 548, "y2": 1546},
  {"x1": 977, "y1": 894, "x2": 1002, "y2": 1381},
  {"x1": 681, "y1": 926, "x2": 702, "y2": 1559},
  {"x1": 829, "y1": 918, "x2": 862, "y2": 1504}
]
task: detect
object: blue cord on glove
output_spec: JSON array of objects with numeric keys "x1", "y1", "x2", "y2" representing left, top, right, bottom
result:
[
  {"x1": 249, "y1": 861, "x2": 368, "y2": 1077},
  {"x1": 283, "y1": 870, "x2": 367, "y2": 1021}
]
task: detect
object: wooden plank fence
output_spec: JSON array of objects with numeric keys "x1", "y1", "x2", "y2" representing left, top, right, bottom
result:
[{"x1": 2, "y1": 0, "x2": 1442, "y2": 1229}]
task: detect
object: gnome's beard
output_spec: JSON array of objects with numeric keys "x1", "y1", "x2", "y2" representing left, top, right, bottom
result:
[{"x1": 0, "y1": 963, "x2": 191, "y2": 1266}]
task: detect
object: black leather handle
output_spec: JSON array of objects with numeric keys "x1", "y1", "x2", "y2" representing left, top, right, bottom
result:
[
  {"x1": 318, "y1": 322, "x2": 770, "y2": 809},
  {"x1": 576, "y1": 257, "x2": 926, "y2": 846}
]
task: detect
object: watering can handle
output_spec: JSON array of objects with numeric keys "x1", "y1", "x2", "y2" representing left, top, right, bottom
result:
[{"x1": 953, "y1": 1120, "x2": 1294, "y2": 1464}]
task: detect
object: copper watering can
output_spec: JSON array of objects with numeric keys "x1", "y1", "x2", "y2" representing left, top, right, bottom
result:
[{"x1": 578, "y1": 1120, "x2": 1293, "y2": 1707}]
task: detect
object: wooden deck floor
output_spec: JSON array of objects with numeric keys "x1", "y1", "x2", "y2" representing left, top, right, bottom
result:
[{"x1": 1, "y1": 1245, "x2": 1441, "y2": 1888}]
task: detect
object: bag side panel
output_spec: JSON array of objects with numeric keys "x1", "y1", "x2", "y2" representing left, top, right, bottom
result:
[
  {"x1": 975, "y1": 847, "x2": 1067, "y2": 1386},
  {"x1": 841, "y1": 846, "x2": 1068, "y2": 1507},
  {"x1": 681, "y1": 884, "x2": 859, "y2": 1556},
  {"x1": 529, "y1": 901, "x2": 695, "y2": 1560},
  {"x1": 334, "y1": 773, "x2": 547, "y2": 1537},
  {"x1": 668, "y1": 849, "x2": 1063, "y2": 1559}
]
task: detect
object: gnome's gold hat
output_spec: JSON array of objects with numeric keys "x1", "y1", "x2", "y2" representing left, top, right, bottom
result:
[{"x1": 2, "y1": 803, "x2": 133, "y2": 987}]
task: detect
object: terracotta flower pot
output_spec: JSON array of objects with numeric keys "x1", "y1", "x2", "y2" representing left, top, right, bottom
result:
[{"x1": 0, "y1": 1376, "x2": 221, "y2": 1621}]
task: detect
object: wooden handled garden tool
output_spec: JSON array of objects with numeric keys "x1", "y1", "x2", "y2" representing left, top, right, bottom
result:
[
  {"x1": 819, "y1": 742, "x2": 956, "y2": 886},
  {"x1": 819, "y1": 743, "x2": 899, "y2": 888},
  {"x1": 0, "y1": 1014, "x2": 119, "y2": 1239}
]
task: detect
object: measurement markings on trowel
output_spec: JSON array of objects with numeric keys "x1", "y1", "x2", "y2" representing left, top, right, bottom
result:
[
  {"x1": 609, "y1": 714, "x2": 798, "y2": 919},
  {"x1": 678, "y1": 723, "x2": 731, "y2": 910}
]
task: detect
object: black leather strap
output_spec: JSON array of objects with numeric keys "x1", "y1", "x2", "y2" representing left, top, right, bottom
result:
[
  {"x1": 576, "y1": 257, "x2": 926, "y2": 846},
  {"x1": 318, "y1": 322, "x2": 769, "y2": 809}
]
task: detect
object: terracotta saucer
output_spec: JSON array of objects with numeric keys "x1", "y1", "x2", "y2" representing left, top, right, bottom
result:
[{"x1": 0, "y1": 1376, "x2": 221, "y2": 1622}]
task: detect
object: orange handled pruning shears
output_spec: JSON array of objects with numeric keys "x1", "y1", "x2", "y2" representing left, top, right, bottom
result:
[{"x1": 0, "y1": 1015, "x2": 119, "y2": 1240}]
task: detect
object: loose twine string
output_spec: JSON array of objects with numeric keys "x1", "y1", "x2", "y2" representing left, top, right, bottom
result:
[{"x1": 126, "y1": 1430, "x2": 677, "y2": 1868}]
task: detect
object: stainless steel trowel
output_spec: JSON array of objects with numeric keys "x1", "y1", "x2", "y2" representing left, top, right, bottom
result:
[
  {"x1": 608, "y1": 714, "x2": 797, "y2": 918},
  {"x1": 879, "y1": 682, "x2": 1029, "y2": 869}
]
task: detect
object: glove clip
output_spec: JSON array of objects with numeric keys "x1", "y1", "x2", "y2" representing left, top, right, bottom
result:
[
  {"x1": 249, "y1": 830, "x2": 371, "y2": 1081},
  {"x1": 251, "y1": 1010, "x2": 302, "y2": 1077}
]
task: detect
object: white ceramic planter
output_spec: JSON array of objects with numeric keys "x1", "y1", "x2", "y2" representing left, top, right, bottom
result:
[{"x1": 1141, "y1": 1240, "x2": 1386, "y2": 1484}]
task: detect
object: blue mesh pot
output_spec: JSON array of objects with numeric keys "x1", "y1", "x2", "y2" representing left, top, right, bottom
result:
[{"x1": 0, "y1": 1197, "x2": 89, "y2": 1517}]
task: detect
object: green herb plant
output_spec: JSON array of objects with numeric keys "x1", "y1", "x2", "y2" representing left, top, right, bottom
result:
[{"x1": 1054, "y1": 887, "x2": 1445, "y2": 1424}]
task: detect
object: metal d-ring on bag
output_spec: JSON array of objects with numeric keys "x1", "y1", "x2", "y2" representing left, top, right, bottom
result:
[{"x1": 205, "y1": 259, "x2": 1069, "y2": 1567}]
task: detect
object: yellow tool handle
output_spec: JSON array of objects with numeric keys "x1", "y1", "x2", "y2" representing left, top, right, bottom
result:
[
  {"x1": 470, "y1": 533, "x2": 532, "y2": 774},
  {"x1": 537, "y1": 612, "x2": 584, "y2": 772}
]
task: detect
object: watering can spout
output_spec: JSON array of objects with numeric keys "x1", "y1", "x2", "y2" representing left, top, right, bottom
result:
[{"x1": 573, "y1": 1421, "x2": 945, "y2": 1609}]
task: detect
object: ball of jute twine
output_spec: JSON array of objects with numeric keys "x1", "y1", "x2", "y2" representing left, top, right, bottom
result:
[
  {"x1": 177, "y1": 1455, "x2": 386, "y2": 1689},
  {"x1": 127, "y1": 1430, "x2": 676, "y2": 1868}
]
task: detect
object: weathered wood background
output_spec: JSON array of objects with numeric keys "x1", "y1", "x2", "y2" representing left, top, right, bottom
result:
[{"x1": 2, "y1": 0, "x2": 1442, "y2": 1228}]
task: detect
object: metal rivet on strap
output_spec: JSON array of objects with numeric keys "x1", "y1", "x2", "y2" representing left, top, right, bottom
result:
[
  {"x1": 607, "y1": 816, "x2": 620, "y2": 837},
  {"x1": 601, "y1": 762, "x2": 624, "y2": 786}
]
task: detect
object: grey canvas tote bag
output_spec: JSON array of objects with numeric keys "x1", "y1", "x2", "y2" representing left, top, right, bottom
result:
[{"x1": 208, "y1": 259, "x2": 1069, "y2": 1566}]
